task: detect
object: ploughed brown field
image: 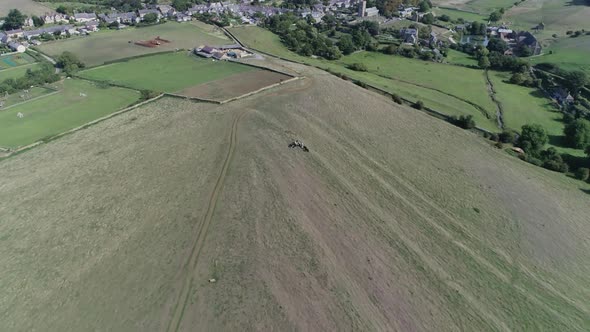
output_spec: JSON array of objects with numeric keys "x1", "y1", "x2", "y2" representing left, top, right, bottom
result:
[
  {"x1": 1, "y1": 59, "x2": 589, "y2": 331},
  {"x1": 176, "y1": 69, "x2": 292, "y2": 101}
]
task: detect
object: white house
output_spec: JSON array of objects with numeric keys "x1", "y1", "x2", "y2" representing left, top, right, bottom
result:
[
  {"x1": 73, "y1": 13, "x2": 97, "y2": 22},
  {"x1": 8, "y1": 42, "x2": 26, "y2": 53}
]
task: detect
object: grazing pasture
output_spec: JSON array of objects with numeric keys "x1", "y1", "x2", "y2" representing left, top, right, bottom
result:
[
  {"x1": 79, "y1": 52, "x2": 254, "y2": 93},
  {"x1": 529, "y1": 35, "x2": 590, "y2": 75},
  {"x1": 37, "y1": 22, "x2": 230, "y2": 67},
  {"x1": 0, "y1": 63, "x2": 41, "y2": 81},
  {"x1": 1, "y1": 63, "x2": 589, "y2": 331},
  {"x1": 0, "y1": 79, "x2": 138, "y2": 149}
]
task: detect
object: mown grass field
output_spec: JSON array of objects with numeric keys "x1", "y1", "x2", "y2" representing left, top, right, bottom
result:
[
  {"x1": 445, "y1": 49, "x2": 478, "y2": 66},
  {"x1": 431, "y1": 6, "x2": 488, "y2": 23},
  {"x1": 0, "y1": 63, "x2": 41, "y2": 81},
  {"x1": 79, "y1": 52, "x2": 254, "y2": 92},
  {"x1": 0, "y1": 79, "x2": 138, "y2": 149},
  {"x1": 37, "y1": 22, "x2": 230, "y2": 67},
  {"x1": 1, "y1": 62, "x2": 589, "y2": 331},
  {"x1": 1, "y1": 86, "x2": 55, "y2": 108}
]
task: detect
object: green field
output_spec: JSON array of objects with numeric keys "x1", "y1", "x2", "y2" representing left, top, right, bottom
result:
[
  {"x1": 0, "y1": 0, "x2": 49, "y2": 16},
  {"x1": 0, "y1": 79, "x2": 139, "y2": 149},
  {"x1": 433, "y1": 0, "x2": 518, "y2": 14},
  {"x1": 1, "y1": 86, "x2": 56, "y2": 108},
  {"x1": 529, "y1": 35, "x2": 590, "y2": 75},
  {"x1": 445, "y1": 49, "x2": 479, "y2": 66},
  {"x1": 0, "y1": 53, "x2": 36, "y2": 69},
  {"x1": 229, "y1": 26, "x2": 501, "y2": 131},
  {"x1": 79, "y1": 52, "x2": 254, "y2": 92},
  {"x1": 0, "y1": 63, "x2": 41, "y2": 81},
  {"x1": 432, "y1": 7, "x2": 488, "y2": 23},
  {"x1": 37, "y1": 22, "x2": 231, "y2": 67},
  {"x1": 488, "y1": 71, "x2": 586, "y2": 156}
]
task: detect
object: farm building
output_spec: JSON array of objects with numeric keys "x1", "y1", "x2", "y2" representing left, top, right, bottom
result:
[
  {"x1": 8, "y1": 42, "x2": 26, "y2": 53},
  {"x1": 400, "y1": 28, "x2": 418, "y2": 44},
  {"x1": 195, "y1": 44, "x2": 252, "y2": 59}
]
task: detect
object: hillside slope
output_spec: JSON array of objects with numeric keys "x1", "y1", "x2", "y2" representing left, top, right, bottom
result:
[{"x1": 1, "y1": 62, "x2": 589, "y2": 331}]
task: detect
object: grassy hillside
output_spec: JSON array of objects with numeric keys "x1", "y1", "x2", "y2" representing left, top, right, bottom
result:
[
  {"x1": 0, "y1": 0, "x2": 49, "y2": 16},
  {"x1": 1, "y1": 62, "x2": 589, "y2": 331},
  {"x1": 37, "y1": 22, "x2": 230, "y2": 67}
]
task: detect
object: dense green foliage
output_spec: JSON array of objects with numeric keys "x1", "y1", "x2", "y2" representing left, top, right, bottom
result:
[
  {"x1": 564, "y1": 118, "x2": 590, "y2": 149},
  {"x1": 518, "y1": 124, "x2": 548, "y2": 153},
  {"x1": 0, "y1": 62, "x2": 59, "y2": 95},
  {"x1": 2, "y1": 9, "x2": 26, "y2": 30},
  {"x1": 264, "y1": 14, "x2": 342, "y2": 60},
  {"x1": 56, "y1": 52, "x2": 86, "y2": 76}
]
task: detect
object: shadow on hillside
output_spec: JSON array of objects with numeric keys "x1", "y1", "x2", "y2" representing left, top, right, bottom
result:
[
  {"x1": 580, "y1": 188, "x2": 590, "y2": 195},
  {"x1": 566, "y1": 0, "x2": 589, "y2": 6},
  {"x1": 562, "y1": 153, "x2": 590, "y2": 170},
  {"x1": 548, "y1": 135, "x2": 568, "y2": 147}
]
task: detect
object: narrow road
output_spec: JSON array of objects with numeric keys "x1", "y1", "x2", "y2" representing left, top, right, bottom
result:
[{"x1": 165, "y1": 109, "x2": 247, "y2": 332}]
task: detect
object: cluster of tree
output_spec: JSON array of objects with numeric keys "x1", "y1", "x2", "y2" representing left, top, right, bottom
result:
[
  {"x1": 0, "y1": 62, "x2": 59, "y2": 95},
  {"x1": 564, "y1": 117, "x2": 590, "y2": 150},
  {"x1": 348, "y1": 62, "x2": 368, "y2": 71},
  {"x1": 280, "y1": 0, "x2": 318, "y2": 9},
  {"x1": 488, "y1": 8, "x2": 504, "y2": 22},
  {"x1": 194, "y1": 12, "x2": 237, "y2": 27},
  {"x1": 171, "y1": 0, "x2": 205, "y2": 12},
  {"x1": 265, "y1": 14, "x2": 342, "y2": 59},
  {"x1": 451, "y1": 115, "x2": 476, "y2": 129},
  {"x1": 515, "y1": 124, "x2": 570, "y2": 173},
  {"x1": 337, "y1": 24, "x2": 377, "y2": 55},
  {"x1": 2, "y1": 9, "x2": 26, "y2": 30},
  {"x1": 56, "y1": 52, "x2": 86, "y2": 76},
  {"x1": 467, "y1": 21, "x2": 487, "y2": 36}
]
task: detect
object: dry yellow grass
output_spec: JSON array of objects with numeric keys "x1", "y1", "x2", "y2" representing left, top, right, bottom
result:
[{"x1": 1, "y1": 60, "x2": 589, "y2": 331}]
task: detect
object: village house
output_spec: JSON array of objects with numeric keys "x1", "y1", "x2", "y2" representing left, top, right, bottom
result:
[
  {"x1": 398, "y1": 6, "x2": 416, "y2": 18},
  {"x1": 516, "y1": 31, "x2": 542, "y2": 55},
  {"x1": 42, "y1": 13, "x2": 69, "y2": 24},
  {"x1": 0, "y1": 32, "x2": 8, "y2": 44},
  {"x1": 23, "y1": 17, "x2": 35, "y2": 27},
  {"x1": 8, "y1": 41, "x2": 26, "y2": 53},
  {"x1": 400, "y1": 28, "x2": 418, "y2": 44},
  {"x1": 22, "y1": 25, "x2": 74, "y2": 40},
  {"x1": 138, "y1": 9, "x2": 162, "y2": 20},
  {"x1": 4, "y1": 29, "x2": 24, "y2": 38},
  {"x1": 175, "y1": 13, "x2": 192, "y2": 22},
  {"x1": 73, "y1": 13, "x2": 97, "y2": 23},
  {"x1": 552, "y1": 87, "x2": 575, "y2": 105},
  {"x1": 365, "y1": 7, "x2": 379, "y2": 17},
  {"x1": 157, "y1": 5, "x2": 176, "y2": 17}
]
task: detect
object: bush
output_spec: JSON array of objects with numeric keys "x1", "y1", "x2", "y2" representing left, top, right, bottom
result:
[
  {"x1": 490, "y1": 133, "x2": 499, "y2": 142},
  {"x1": 495, "y1": 141, "x2": 504, "y2": 149},
  {"x1": 499, "y1": 130, "x2": 516, "y2": 143},
  {"x1": 413, "y1": 100, "x2": 424, "y2": 110},
  {"x1": 575, "y1": 167, "x2": 590, "y2": 181},
  {"x1": 392, "y1": 94, "x2": 403, "y2": 104},
  {"x1": 355, "y1": 81, "x2": 368, "y2": 88},
  {"x1": 349, "y1": 62, "x2": 368, "y2": 72},
  {"x1": 140, "y1": 90, "x2": 159, "y2": 100},
  {"x1": 526, "y1": 156, "x2": 543, "y2": 166},
  {"x1": 453, "y1": 115, "x2": 476, "y2": 129}
]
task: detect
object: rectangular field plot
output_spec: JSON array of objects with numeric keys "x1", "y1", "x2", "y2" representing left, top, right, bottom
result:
[
  {"x1": 79, "y1": 52, "x2": 254, "y2": 92},
  {"x1": 37, "y1": 22, "x2": 230, "y2": 67},
  {"x1": 178, "y1": 69, "x2": 292, "y2": 101},
  {"x1": 0, "y1": 53, "x2": 36, "y2": 69},
  {"x1": 0, "y1": 79, "x2": 139, "y2": 149}
]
